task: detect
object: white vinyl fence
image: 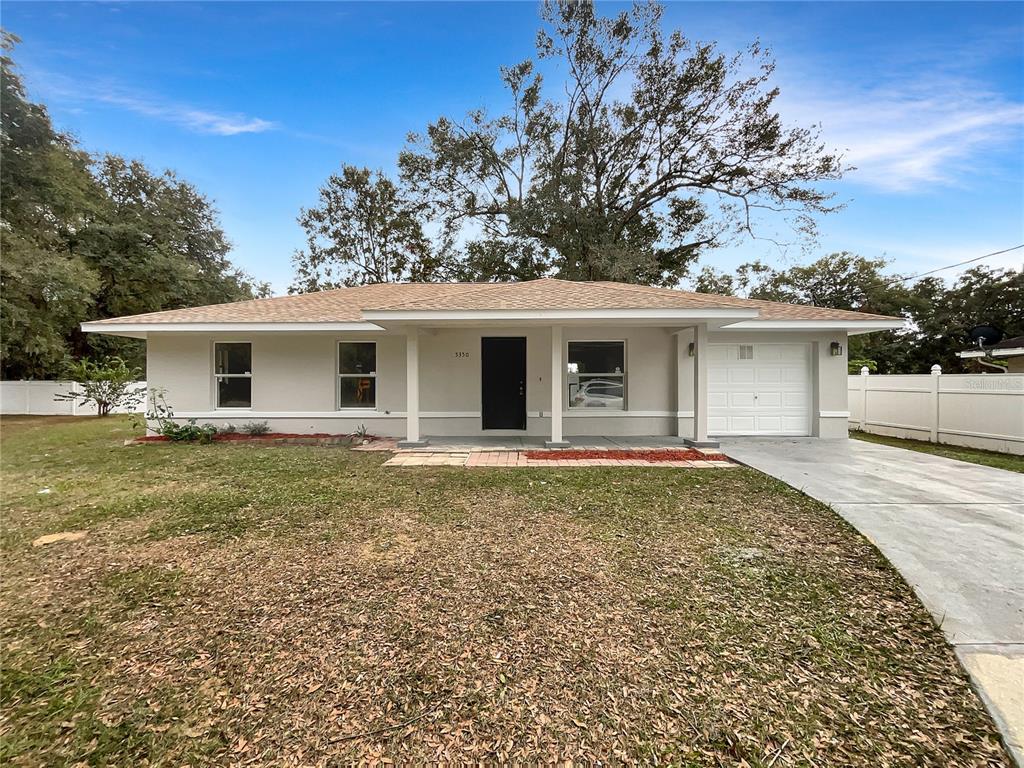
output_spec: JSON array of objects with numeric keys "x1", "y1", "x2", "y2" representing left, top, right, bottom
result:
[
  {"x1": 848, "y1": 367, "x2": 1024, "y2": 455},
  {"x1": 0, "y1": 380, "x2": 148, "y2": 416}
]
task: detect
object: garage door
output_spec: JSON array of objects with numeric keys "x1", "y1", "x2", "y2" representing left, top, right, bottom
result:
[{"x1": 708, "y1": 343, "x2": 811, "y2": 436}]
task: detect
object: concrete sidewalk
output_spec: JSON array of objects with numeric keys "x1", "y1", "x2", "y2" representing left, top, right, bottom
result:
[{"x1": 721, "y1": 437, "x2": 1024, "y2": 764}]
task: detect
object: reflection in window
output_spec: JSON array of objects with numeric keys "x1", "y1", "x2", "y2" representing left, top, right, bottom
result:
[
  {"x1": 214, "y1": 342, "x2": 252, "y2": 408},
  {"x1": 567, "y1": 341, "x2": 625, "y2": 409},
  {"x1": 339, "y1": 342, "x2": 376, "y2": 408}
]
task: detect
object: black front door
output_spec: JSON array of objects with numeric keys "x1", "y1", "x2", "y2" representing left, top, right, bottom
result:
[{"x1": 481, "y1": 337, "x2": 527, "y2": 430}]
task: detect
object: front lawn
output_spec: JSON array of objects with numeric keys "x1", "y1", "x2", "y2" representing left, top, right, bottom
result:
[
  {"x1": 851, "y1": 429, "x2": 1024, "y2": 474},
  {"x1": 0, "y1": 416, "x2": 1009, "y2": 765}
]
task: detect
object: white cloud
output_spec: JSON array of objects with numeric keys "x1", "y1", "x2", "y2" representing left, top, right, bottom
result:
[
  {"x1": 31, "y1": 70, "x2": 276, "y2": 136},
  {"x1": 779, "y1": 78, "x2": 1024, "y2": 193}
]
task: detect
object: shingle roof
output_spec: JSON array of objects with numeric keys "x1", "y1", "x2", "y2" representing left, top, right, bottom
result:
[
  {"x1": 87, "y1": 278, "x2": 901, "y2": 324},
  {"x1": 990, "y1": 335, "x2": 1024, "y2": 351}
]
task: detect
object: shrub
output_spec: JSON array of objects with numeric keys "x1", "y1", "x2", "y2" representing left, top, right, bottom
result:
[
  {"x1": 142, "y1": 390, "x2": 217, "y2": 444},
  {"x1": 54, "y1": 357, "x2": 144, "y2": 417},
  {"x1": 241, "y1": 421, "x2": 271, "y2": 436},
  {"x1": 218, "y1": 423, "x2": 238, "y2": 435}
]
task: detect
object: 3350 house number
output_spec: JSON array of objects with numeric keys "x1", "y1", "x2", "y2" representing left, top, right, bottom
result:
[{"x1": 454, "y1": 351, "x2": 471, "y2": 358}]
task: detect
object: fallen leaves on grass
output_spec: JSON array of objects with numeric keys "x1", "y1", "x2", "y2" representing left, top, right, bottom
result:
[{"x1": 0, "y1": 417, "x2": 1010, "y2": 766}]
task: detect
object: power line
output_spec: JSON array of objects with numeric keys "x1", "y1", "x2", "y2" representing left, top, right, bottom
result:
[{"x1": 885, "y1": 244, "x2": 1024, "y2": 285}]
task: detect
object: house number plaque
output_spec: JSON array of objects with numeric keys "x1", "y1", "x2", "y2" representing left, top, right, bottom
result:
[{"x1": 454, "y1": 351, "x2": 470, "y2": 358}]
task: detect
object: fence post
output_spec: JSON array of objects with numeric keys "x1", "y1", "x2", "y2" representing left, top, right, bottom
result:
[
  {"x1": 860, "y1": 366, "x2": 870, "y2": 429},
  {"x1": 929, "y1": 364, "x2": 941, "y2": 443}
]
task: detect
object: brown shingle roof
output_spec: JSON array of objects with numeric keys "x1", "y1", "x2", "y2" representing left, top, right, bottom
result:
[{"x1": 87, "y1": 278, "x2": 901, "y2": 324}]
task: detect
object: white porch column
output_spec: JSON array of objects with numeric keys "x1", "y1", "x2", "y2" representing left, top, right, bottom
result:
[
  {"x1": 398, "y1": 329, "x2": 428, "y2": 448},
  {"x1": 685, "y1": 323, "x2": 719, "y2": 448},
  {"x1": 545, "y1": 325, "x2": 570, "y2": 448}
]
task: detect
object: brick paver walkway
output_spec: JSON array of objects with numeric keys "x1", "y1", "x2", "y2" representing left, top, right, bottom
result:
[{"x1": 384, "y1": 449, "x2": 735, "y2": 468}]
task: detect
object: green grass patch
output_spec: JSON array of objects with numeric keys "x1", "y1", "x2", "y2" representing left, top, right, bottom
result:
[
  {"x1": 851, "y1": 430, "x2": 1024, "y2": 473},
  {"x1": 0, "y1": 416, "x2": 1010, "y2": 765}
]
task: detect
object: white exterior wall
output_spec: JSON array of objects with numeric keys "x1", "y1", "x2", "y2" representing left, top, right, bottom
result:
[{"x1": 144, "y1": 327, "x2": 851, "y2": 439}]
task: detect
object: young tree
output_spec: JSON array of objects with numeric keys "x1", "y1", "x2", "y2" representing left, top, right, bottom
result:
[
  {"x1": 290, "y1": 166, "x2": 442, "y2": 292},
  {"x1": 399, "y1": 0, "x2": 844, "y2": 285},
  {"x1": 54, "y1": 357, "x2": 144, "y2": 417}
]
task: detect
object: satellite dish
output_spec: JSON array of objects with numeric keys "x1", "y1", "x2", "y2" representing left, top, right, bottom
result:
[{"x1": 968, "y1": 325, "x2": 1004, "y2": 347}]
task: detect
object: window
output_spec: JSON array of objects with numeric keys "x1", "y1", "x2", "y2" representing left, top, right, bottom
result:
[
  {"x1": 738, "y1": 344, "x2": 754, "y2": 360},
  {"x1": 567, "y1": 341, "x2": 625, "y2": 409},
  {"x1": 214, "y1": 342, "x2": 252, "y2": 408},
  {"x1": 339, "y1": 342, "x2": 376, "y2": 408}
]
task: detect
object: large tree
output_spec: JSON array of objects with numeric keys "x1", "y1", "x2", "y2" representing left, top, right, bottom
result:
[
  {"x1": 1, "y1": 31, "x2": 105, "y2": 378},
  {"x1": 1, "y1": 33, "x2": 267, "y2": 378},
  {"x1": 74, "y1": 156, "x2": 267, "y2": 363},
  {"x1": 693, "y1": 253, "x2": 1023, "y2": 373},
  {"x1": 398, "y1": 0, "x2": 844, "y2": 285},
  {"x1": 290, "y1": 166, "x2": 441, "y2": 292}
]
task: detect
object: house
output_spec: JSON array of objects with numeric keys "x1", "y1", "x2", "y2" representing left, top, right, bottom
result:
[
  {"x1": 957, "y1": 335, "x2": 1024, "y2": 373},
  {"x1": 81, "y1": 278, "x2": 903, "y2": 447}
]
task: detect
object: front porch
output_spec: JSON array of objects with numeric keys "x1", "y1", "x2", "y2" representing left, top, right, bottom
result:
[{"x1": 397, "y1": 323, "x2": 719, "y2": 449}]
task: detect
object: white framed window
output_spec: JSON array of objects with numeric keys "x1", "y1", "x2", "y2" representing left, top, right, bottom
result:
[
  {"x1": 339, "y1": 341, "x2": 376, "y2": 409},
  {"x1": 567, "y1": 340, "x2": 625, "y2": 410},
  {"x1": 214, "y1": 342, "x2": 252, "y2": 408},
  {"x1": 738, "y1": 344, "x2": 754, "y2": 360}
]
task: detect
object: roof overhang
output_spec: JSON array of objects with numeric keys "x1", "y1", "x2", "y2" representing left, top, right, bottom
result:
[
  {"x1": 958, "y1": 346, "x2": 1024, "y2": 359},
  {"x1": 993, "y1": 346, "x2": 1024, "y2": 358},
  {"x1": 720, "y1": 319, "x2": 906, "y2": 336},
  {"x1": 360, "y1": 308, "x2": 760, "y2": 326},
  {"x1": 80, "y1": 321, "x2": 385, "y2": 338}
]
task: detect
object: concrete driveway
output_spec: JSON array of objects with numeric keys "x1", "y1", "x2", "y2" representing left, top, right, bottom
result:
[{"x1": 721, "y1": 437, "x2": 1024, "y2": 764}]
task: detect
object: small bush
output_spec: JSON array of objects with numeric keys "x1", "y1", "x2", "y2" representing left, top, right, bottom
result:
[
  {"x1": 242, "y1": 421, "x2": 271, "y2": 436},
  {"x1": 218, "y1": 423, "x2": 238, "y2": 435},
  {"x1": 161, "y1": 420, "x2": 217, "y2": 444}
]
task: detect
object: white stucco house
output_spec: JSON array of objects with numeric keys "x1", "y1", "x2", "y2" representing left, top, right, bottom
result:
[{"x1": 82, "y1": 278, "x2": 903, "y2": 447}]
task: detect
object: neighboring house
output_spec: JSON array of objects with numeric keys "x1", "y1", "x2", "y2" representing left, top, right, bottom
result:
[
  {"x1": 82, "y1": 278, "x2": 903, "y2": 447},
  {"x1": 957, "y1": 335, "x2": 1024, "y2": 373}
]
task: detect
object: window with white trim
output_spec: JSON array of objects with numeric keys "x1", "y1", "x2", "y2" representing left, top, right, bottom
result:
[
  {"x1": 339, "y1": 342, "x2": 376, "y2": 409},
  {"x1": 738, "y1": 344, "x2": 754, "y2": 360},
  {"x1": 567, "y1": 341, "x2": 625, "y2": 409},
  {"x1": 214, "y1": 342, "x2": 252, "y2": 408}
]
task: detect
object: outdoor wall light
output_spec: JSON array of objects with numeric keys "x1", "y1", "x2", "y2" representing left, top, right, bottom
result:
[
  {"x1": 688, "y1": 342, "x2": 695, "y2": 357},
  {"x1": 830, "y1": 341, "x2": 843, "y2": 356}
]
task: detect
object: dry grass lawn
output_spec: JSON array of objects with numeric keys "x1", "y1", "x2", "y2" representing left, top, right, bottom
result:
[{"x1": 0, "y1": 416, "x2": 1010, "y2": 766}]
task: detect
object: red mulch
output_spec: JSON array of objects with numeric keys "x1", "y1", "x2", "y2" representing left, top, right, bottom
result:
[
  {"x1": 524, "y1": 448, "x2": 716, "y2": 462},
  {"x1": 134, "y1": 433, "x2": 350, "y2": 443}
]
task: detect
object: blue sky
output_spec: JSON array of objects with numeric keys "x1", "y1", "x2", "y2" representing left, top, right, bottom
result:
[{"x1": 3, "y1": 1, "x2": 1023, "y2": 294}]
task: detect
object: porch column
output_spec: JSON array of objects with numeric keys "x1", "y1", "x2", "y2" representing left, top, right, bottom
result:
[
  {"x1": 685, "y1": 323, "x2": 719, "y2": 448},
  {"x1": 545, "y1": 325, "x2": 570, "y2": 448},
  {"x1": 398, "y1": 329, "x2": 428, "y2": 448}
]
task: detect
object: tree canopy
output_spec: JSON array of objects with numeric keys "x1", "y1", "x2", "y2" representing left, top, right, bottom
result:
[
  {"x1": 397, "y1": 0, "x2": 843, "y2": 285},
  {"x1": 290, "y1": 166, "x2": 439, "y2": 292},
  {"x1": 694, "y1": 254, "x2": 1024, "y2": 373},
  {"x1": 0, "y1": 32, "x2": 267, "y2": 379}
]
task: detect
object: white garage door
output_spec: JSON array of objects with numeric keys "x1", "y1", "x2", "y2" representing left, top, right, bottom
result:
[{"x1": 708, "y1": 343, "x2": 812, "y2": 436}]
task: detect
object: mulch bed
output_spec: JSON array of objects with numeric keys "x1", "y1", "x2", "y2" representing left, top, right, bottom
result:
[
  {"x1": 524, "y1": 448, "x2": 714, "y2": 462},
  {"x1": 133, "y1": 432, "x2": 359, "y2": 444}
]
